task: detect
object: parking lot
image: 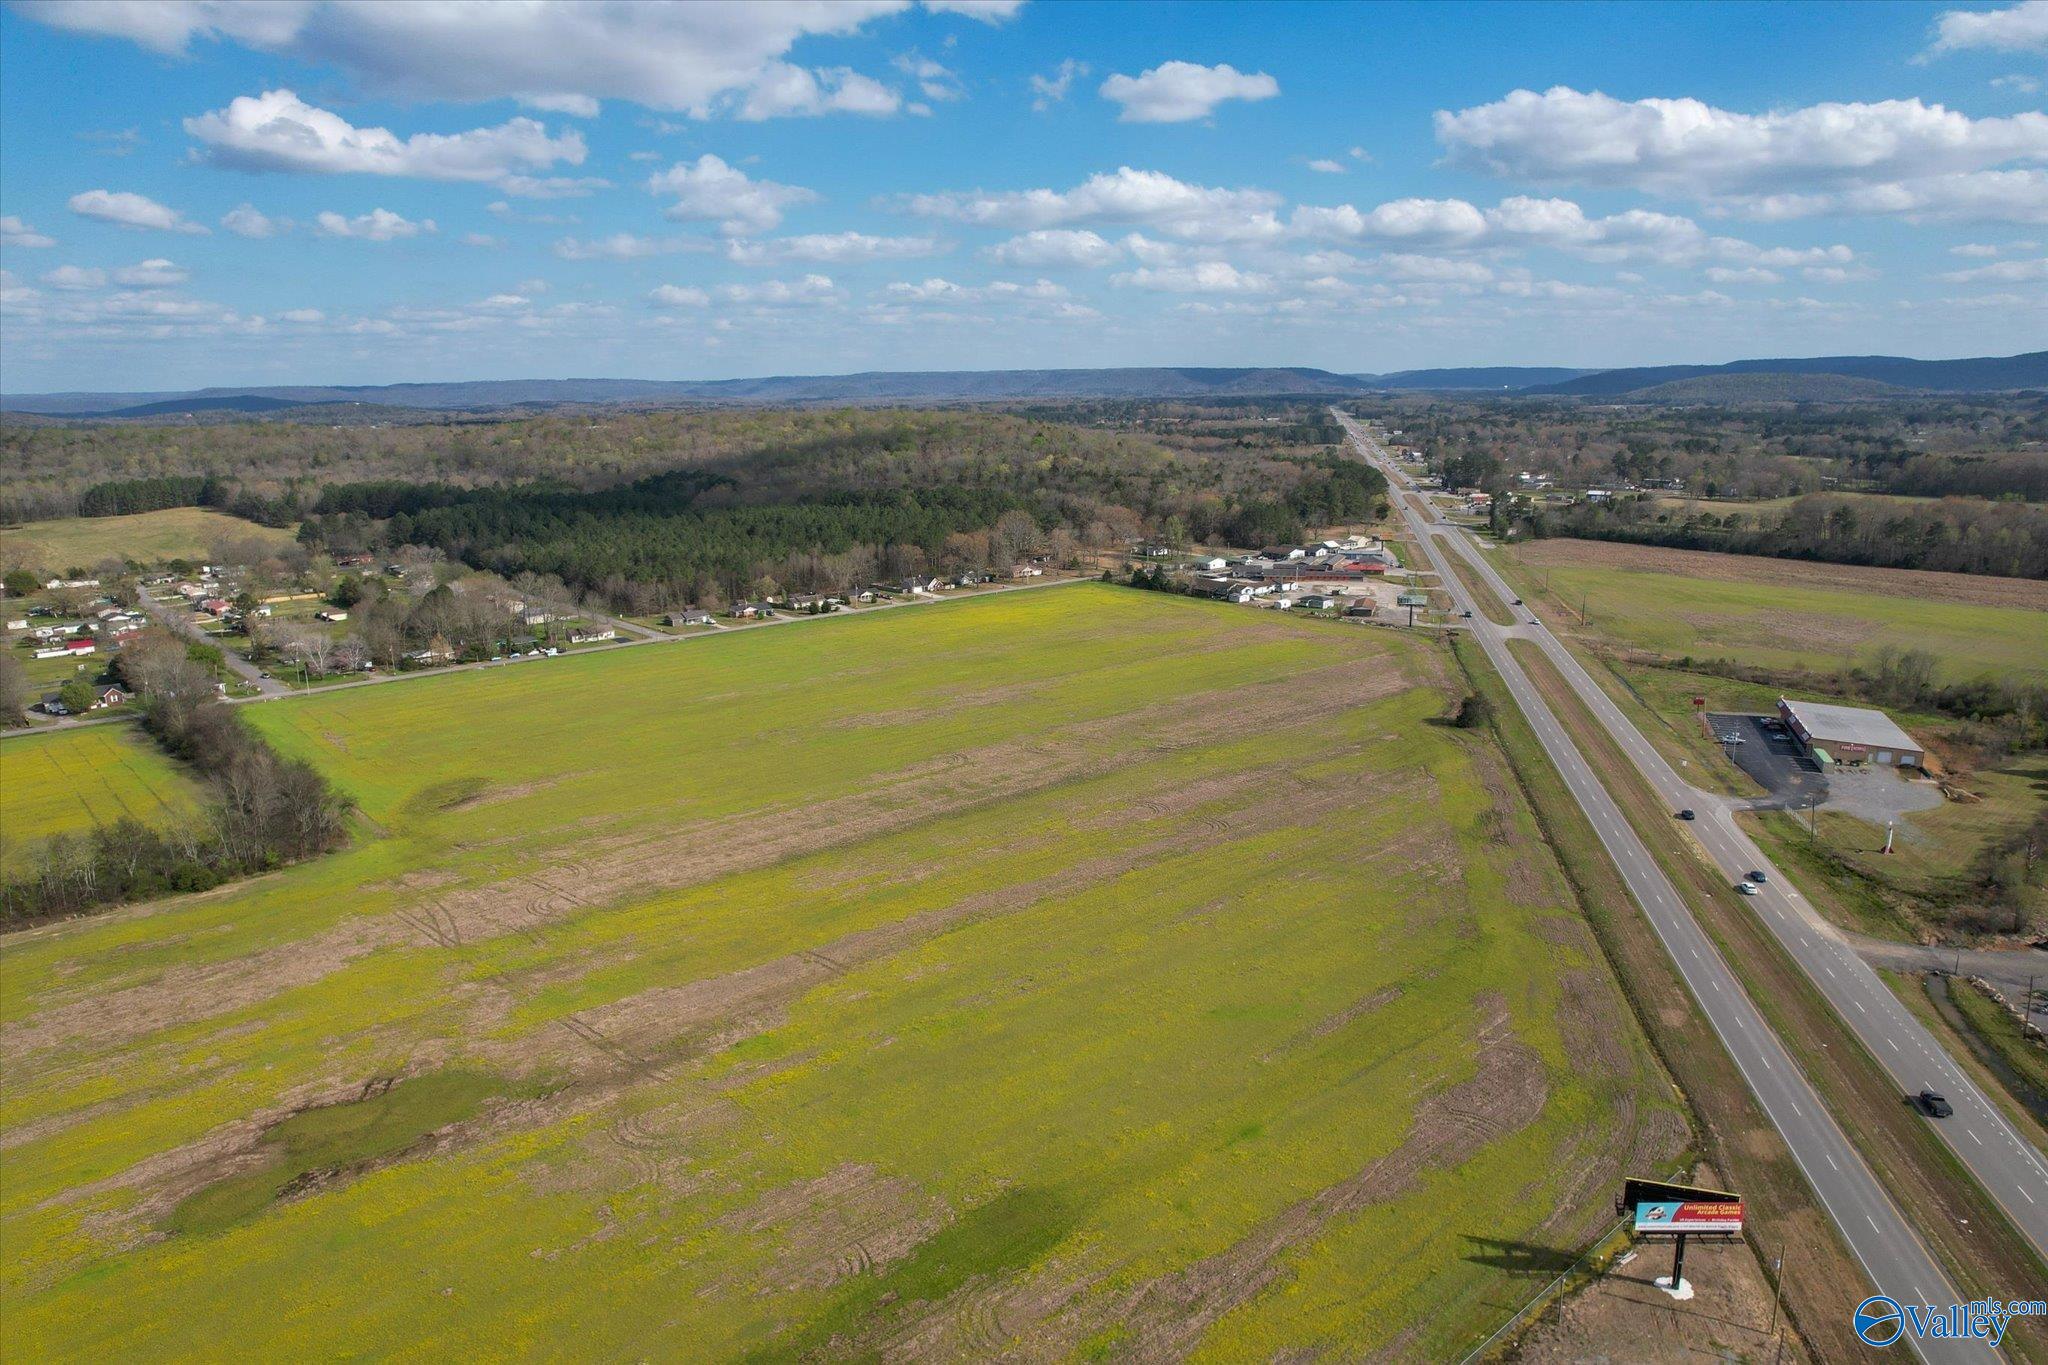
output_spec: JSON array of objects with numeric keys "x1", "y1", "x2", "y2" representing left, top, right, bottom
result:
[{"x1": 1705, "y1": 712, "x2": 1826, "y2": 809}]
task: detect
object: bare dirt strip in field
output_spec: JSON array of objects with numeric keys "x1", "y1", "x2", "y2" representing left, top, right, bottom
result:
[{"x1": 1512, "y1": 537, "x2": 2048, "y2": 611}]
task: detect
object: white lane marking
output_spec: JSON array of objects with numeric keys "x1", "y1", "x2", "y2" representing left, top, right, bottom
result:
[{"x1": 1826, "y1": 1153, "x2": 1839, "y2": 1171}]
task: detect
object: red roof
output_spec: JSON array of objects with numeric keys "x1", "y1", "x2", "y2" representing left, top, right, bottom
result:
[{"x1": 63, "y1": 638, "x2": 94, "y2": 650}]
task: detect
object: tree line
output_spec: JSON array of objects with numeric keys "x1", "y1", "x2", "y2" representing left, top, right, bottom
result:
[
  {"x1": 0, "y1": 631, "x2": 353, "y2": 929},
  {"x1": 1521, "y1": 492, "x2": 2048, "y2": 580},
  {"x1": 74, "y1": 472, "x2": 299, "y2": 526}
]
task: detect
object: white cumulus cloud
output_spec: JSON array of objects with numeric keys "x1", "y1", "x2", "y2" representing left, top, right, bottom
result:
[
  {"x1": 904, "y1": 166, "x2": 1283, "y2": 242},
  {"x1": 553, "y1": 233, "x2": 706, "y2": 261},
  {"x1": 726, "y1": 232, "x2": 941, "y2": 264},
  {"x1": 1436, "y1": 86, "x2": 2048, "y2": 222},
  {"x1": 1099, "y1": 61, "x2": 1279, "y2": 123},
  {"x1": 986, "y1": 229, "x2": 1122, "y2": 268},
  {"x1": 1030, "y1": 59, "x2": 1089, "y2": 111},
  {"x1": 1112, "y1": 261, "x2": 1271, "y2": 293},
  {"x1": 185, "y1": 89, "x2": 586, "y2": 186},
  {"x1": 315, "y1": 208, "x2": 434, "y2": 241},
  {"x1": 646, "y1": 155, "x2": 817, "y2": 235},
  {"x1": 16, "y1": 1, "x2": 987, "y2": 120},
  {"x1": 68, "y1": 189, "x2": 209, "y2": 234},
  {"x1": 113, "y1": 258, "x2": 191, "y2": 287},
  {"x1": 1925, "y1": 1, "x2": 2048, "y2": 56},
  {"x1": 221, "y1": 204, "x2": 285, "y2": 238},
  {"x1": 1939, "y1": 255, "x2": 2048, "y2": 282},
  {"x1": 41, "y1": 265, "x2": 106, "y2": 290},
  {"x1": 1, "y1": 215, "x2": 56, "y2": 248}
]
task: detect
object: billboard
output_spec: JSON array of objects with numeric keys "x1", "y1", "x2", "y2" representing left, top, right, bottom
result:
[
  {"x1": 1632, "y1": 1199, "x2": 1744, "y2": 1235},
  {"x1": 1619, "y1": 1177, "x2": 1744, "y2": 1236}
]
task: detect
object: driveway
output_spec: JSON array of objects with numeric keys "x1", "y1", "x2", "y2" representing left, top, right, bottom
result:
[{"x1": 1705, "y1": 711, "x2": 1824, "y2": 810}]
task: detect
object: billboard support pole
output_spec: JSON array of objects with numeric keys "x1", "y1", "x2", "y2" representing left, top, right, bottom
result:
[{"x1": 1662, "y1": 1233, "x2": 1688, "y2": 1298}]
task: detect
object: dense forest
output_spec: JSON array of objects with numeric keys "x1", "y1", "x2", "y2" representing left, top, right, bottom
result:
[
  {"x1": 285, "y1": 414, "x2": 1385, "y2": 607},
  {"x1": 0, "y1": 407, "x2": 1383, "y2": 610}
]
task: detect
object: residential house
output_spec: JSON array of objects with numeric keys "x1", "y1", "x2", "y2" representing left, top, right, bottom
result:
[
  {"x1": 1191, "y1": 577, "x2": 1256, "y2": 604},
  {"x1": 316, "y1": 609, "x2": 349, "y2": 622},
  {"x1": 665, "y1": 610, "x2": 715, "y2": 627},
  {"x1": 568, "y1": 626, "x2": 617, "y2": 643}
]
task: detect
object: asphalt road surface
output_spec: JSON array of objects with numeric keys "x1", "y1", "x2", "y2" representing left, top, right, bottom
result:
[{"x1": 1338, "y1": 409, "x2": 2027, "y2": 1363}]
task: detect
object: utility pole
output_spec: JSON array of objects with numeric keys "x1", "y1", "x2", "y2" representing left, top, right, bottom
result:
[{"x1": 1767, "y1": 1240, "x2": 1785, "y2": 1339}]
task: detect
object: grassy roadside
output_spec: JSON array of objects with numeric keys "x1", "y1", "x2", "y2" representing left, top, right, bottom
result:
[
  {"x1": 1947, "y1": 976, "x2": 2048, "y2": 1110},
  {"x1": 1436, "y1": 537, "x2": 1517, "y2": 627},
  {"x1": 1448, "y1": 636, "x2": 1835, "y2": 1361},
  {"x1": 1886, "y1": 969, "x2": 2048, "y2": 1139},
  {"x1": 1507, "y1": 636, "x2": 2048, "y2": 1361}
]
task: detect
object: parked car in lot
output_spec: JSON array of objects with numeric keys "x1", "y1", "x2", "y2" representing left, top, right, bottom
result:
[
  {"x1": 1676, "y1": 809, "x2": 1696, "y2": 821},
  {"x1": 1917, "y1": 1089, "x2": 1953, "y2": 1118},
  {"x1": 1737, "y1": 882, "x2": 1760, "y2": 896},
  {"x1": 1719, "y1": 732, "x2": 1745, "y2": 744}
]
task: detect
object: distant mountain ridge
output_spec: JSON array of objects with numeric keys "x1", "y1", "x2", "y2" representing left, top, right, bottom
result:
[
  {"x1": 1527, "y1": 352, "x2": 2047, "y2": 397},
  {"x1": 4, "y1": 352, "x2": 2041, "y2": 417}
]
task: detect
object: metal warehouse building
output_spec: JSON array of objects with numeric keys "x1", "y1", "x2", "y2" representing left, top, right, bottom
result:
[{"x1": 1776, "y1": 698, "x2": 1925, "y2": 769}]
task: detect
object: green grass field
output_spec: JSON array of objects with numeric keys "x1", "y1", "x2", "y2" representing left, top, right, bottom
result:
[
  {"x1": 0, "y1": 584, "x2": 1680, "y2": 1359},
  {"x1": 0, "y1": 508, "x2": 297, "y2": 571},
  {"x1": 1501, "y1": 542, "x2": 2048, "y2": 684},
  {"x1": 0, "y1": 726, "x2": 203, "y2": 873}
]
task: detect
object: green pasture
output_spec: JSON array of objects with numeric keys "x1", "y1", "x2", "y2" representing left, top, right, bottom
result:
[
  {"x1": 0, "y1": 508, "x2": 297, "y2": 572},
  {"x1": 0, "y1": 584, "x2": 1679, "y2": 1359},
  {"x1": 1503, "y1": 551, "x2": 2048, "y2": 684},
  {"x1": 0, "y1": 725, "x2": 203, "y2": 873}
]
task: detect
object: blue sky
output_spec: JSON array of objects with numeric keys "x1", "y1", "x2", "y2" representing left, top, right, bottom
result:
[{"x1": 0, "y1": 0, "x2": 2043, "y2": 392}]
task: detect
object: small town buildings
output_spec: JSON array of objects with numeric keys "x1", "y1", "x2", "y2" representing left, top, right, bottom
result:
[
  {"x1": 62, "y1": 639, "x2": 95, "y2": 655},
  {"x1": 1258, "y1": 545, "x2": 1308, "y2": 560},
  {"x1": 568, "y1": 626, "x2": 617, "y2": 643},
  {"x1": 1776, "y1": 699, "x2": 1925, "y2": 768},
  {"x1": 1009, "y1": 563, "x2": 1044, "y2": 579},
  {"x1": 729, "y1": 602, "x2": 767, "y2": 619},
  {"x1": 1344, "y1": 602, "x2": 1377, "y2": 618},
  {"x1": 666, "y1": 609, "x2": 715, "y2": 627},
  {"x1": 1298, "y1": 594, "x2": 1340, "y2": 611}
]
